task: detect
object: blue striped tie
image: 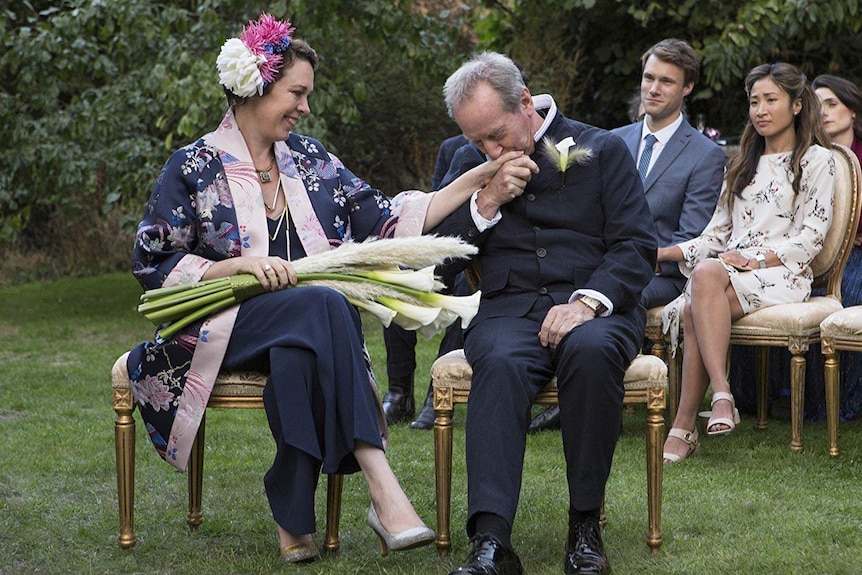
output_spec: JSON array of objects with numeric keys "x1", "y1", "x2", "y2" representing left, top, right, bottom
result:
[{"x1": 637, "y1": 134, "x2": 657, "y2": 182}]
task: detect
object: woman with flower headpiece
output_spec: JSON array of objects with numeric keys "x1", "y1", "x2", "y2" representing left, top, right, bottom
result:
[{"x1": 126, "y1": 14, "x2": 523, "y2": 563}]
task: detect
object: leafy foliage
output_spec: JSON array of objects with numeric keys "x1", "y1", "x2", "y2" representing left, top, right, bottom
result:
[
  {"x1": 2, "y1": 0, "x2": 861, "y2": 282},
  {"x1": 472, "y1": 0, "x2": 862, "y2": 136}
]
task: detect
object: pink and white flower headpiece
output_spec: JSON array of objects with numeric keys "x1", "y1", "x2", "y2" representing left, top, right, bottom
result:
[{"x1": 217, "y1": 14, "x2": 295, "y2": 99}]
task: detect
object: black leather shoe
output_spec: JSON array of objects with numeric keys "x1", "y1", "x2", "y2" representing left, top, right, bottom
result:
[
  {"x1": 409, "y1": 386, "x2": 435, "y2": 430},
  {"x1": 381, "y1": 389, "x2": 414, "y2": 425},
  {"x1": 449, "y1": 533, "x2": 524, "y2": 575},
  {"x1": 528, "y1": 405, "x2": 561, "y2": 434},
  {"x1": 564, "y1": 516, "x2": 611, "y2": 575}
]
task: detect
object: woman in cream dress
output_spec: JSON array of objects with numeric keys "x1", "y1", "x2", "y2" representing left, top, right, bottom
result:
[{"x1": 659, "y1": 62, "x2": 836, "y2": 463}]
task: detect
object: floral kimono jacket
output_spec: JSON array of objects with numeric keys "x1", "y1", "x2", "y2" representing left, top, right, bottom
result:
[{"x1": 129, "y1": 110, "x2": 432, "y2": 471}]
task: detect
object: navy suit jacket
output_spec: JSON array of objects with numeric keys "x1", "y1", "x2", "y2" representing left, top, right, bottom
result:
[
  {"x1": 434, "y1": 111, "x2": 656, "y2": 331},
  {"x1": 612, "y1": 118, "x2": 725, "y2": 280}
]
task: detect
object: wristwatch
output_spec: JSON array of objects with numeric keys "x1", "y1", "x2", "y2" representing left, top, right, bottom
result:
[
  {"x1": 579, "y1": 294, "x2": 606, "y2": 315},
  {"x1": 755, "y1": 253, "x2": 767, "y2": 269}
]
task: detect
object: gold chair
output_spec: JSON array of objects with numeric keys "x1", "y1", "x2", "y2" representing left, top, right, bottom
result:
[
  {"x1": 820, "y1": 306, "x2": 862, "y2": 456},
  {"x1": 430, "y1": 350, "x2": 667, "y2": 555},
  {"x1": 667, "y1": 144, "x2": 862, "y2": 451},
  {"x1": 111, "y1": 351, "x2": 343, "y2": 550}
]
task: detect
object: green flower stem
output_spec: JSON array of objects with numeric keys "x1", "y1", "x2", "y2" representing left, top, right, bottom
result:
[{"x1": 157, "y1": 296, "x2": 237, "y2": 340}]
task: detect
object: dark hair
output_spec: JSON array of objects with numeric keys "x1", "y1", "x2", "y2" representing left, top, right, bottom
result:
[
  {"x1": 812, "y1": 74, "x2": 862, "y2": 143},
  {"x1": 627, "y1": 89, "x2": 643, "y2": 123},
  {"x1": 641, "y1": 38, "x2": 699, "y2": 87},
  {"x1": 725, "y1": 62, "x2": 830, "y2": 199},
  {"x1": 224, "y1": 38, "x2": 319, "y2": 110}
]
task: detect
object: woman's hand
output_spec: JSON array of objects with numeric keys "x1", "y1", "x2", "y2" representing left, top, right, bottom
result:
[
  {"x1": 718, "y1": 250, "x2": 753, "y2": 271},
  {"x1": 203, "y1": 256, "x2": 297, "y2": 291}
]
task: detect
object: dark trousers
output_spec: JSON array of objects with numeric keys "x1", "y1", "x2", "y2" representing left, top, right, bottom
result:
[
  {"x1": 462, "y1": 298, "x2": 641, "y2": 535},
  {"x1": 223, "y1": 287, "x2": 384, "y2": 534}
]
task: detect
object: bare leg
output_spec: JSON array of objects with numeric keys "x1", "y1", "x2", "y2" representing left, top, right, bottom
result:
[
  {"x1": 354, "y1": 441, "x2": 426, "y2": 533},
  {"x1": 664, "y1": 261, "x2": 745, "y2": 458}
]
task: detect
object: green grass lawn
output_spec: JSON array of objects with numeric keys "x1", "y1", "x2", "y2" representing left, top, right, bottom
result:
[{"x1": 2, "y1": 272, "x2": 862, "y2": 574}]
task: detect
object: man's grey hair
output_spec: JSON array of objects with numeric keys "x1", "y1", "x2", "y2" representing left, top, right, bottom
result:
[{"x1": 443, "y1": 52, "x2": 527, "y2": 118}]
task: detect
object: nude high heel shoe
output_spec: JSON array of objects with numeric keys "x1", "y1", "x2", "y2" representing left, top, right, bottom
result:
[
  {"x1": 366, "y1": 505, "x2": 435, "y2": 556},
  {"x1": 707, "y1": 391, "x2": 741, "y2": 436}
]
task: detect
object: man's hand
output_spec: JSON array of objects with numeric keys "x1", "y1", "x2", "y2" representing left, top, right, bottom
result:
[
  {"x1": 539, "y1": 301, "x2": 596, "y2": 350},
  {"x1": 475, "y1": 155, "x2": 539, "y2": 220}
]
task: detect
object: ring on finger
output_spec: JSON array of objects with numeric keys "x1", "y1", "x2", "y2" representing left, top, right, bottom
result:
[{"x1": 264, "y1": 264, "x2": 272, "y2": 272}]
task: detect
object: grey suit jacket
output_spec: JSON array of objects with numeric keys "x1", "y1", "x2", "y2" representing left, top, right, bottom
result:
[{"x1": 612, "y1": 118, "x2": 725, "y2": 282}]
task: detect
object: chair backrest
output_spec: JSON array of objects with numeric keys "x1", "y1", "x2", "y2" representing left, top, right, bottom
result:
[{"x1": 811, "y1": 144, "x2": 862, "y2": 298}]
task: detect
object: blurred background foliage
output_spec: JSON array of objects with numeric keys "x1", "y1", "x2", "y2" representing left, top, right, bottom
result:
[{"x1": 1, "y1": 0, "x2": 860, "y2": 285}]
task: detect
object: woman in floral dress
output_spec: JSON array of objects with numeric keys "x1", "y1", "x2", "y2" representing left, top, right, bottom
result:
[{"x1": 659, "y1": 62, "x2": 836, "y2": 463}]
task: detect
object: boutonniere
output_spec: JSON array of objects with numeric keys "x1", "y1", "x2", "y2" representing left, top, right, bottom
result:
[{"x1": 541, "y1": 136, "x2": 593, "y2": 185}]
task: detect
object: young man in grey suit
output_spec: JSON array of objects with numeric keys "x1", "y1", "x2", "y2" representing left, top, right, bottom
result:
[{"x1": 530, "y1": 38, "x2": 726, "y2": 434}]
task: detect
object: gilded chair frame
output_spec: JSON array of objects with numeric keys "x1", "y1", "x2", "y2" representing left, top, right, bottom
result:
[
  {"x1": 111, "y1": 352, "x2": 343, "y2": 551},
  {"x1": 821, "y1": 306, "x2": 862, "y2": 456},
  {"x1": 430, "y1": 350, "x2": 667, "y2": 555}
]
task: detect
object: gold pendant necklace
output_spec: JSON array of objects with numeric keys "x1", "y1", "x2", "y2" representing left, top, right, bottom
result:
[{"x1": 256, "y1": 156, "x2": 275, "y2": 183}]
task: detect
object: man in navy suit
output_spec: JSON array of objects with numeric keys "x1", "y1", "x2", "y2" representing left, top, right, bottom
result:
[
  {"x1": 434, "y1": 52, "x2": 656, "y2": 575},
  {"x1": 529, "y1": 38, "x2": 725, "y2": 434}
]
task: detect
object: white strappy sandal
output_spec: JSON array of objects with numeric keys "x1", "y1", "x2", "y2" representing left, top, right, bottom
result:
[
  {"x1": 706, "y1": 391, "x2": 741, "y2": 436},
  {"x1": 663, "y1": 428, "x2": 700, "y2": 464}
]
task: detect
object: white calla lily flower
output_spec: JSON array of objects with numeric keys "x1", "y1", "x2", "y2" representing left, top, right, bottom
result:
[
  {"x1": 361, "y1": 266, "x2": 437, "y2": 291},
  {"x1": 419, "y1": 290, "x2": 482, "y2": 328},
  {"x1": 346, "y1": 297, "x2": 396, "y2": 327},
  {"x1": 378, "y1": 296, "x2": 441, "y2": 330}
]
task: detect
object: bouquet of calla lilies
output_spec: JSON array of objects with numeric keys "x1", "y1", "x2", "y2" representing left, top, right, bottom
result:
[{"x1": 138, "y1": 236, "x2": 481, "y2": 341}]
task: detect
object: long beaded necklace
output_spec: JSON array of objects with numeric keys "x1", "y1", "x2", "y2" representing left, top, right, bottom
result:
[{"x1": 267, "y1": 178, "x2": 288, "y2": 250}]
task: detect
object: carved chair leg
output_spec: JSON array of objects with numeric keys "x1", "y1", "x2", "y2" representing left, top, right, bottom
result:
[
  {"x1": 824, "y1": 348, "x2": 840, "y2": 457},
  {"x1": 187, "y1": 413, "x2": 205, "y2": 530},
  {"x1": 751, "y1": 347, "x2": 769, "y2": 430},
  {"x1": 323, "y1": 474, "x2": 343, "y2": 553},
  {"x1": 434, "y1": 401, "x2": 454, "y2": 556},
  {"x1": 115, "y1": 401, "x2": 136, "y2": 549},
  {"x1": 645, "y1": 395, "x2": 664, "y2": 552},
  {"x1": 789, "y1": 352, "x2": 806, "y2": 452}
]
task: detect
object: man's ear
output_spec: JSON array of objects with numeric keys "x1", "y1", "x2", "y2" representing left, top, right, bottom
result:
[
  {"x1": 682, "y1": 82, "x2": 694, "y2": 98},
  {"x1": 520, "y1": 87, "x2": 534, "y2": 113}
]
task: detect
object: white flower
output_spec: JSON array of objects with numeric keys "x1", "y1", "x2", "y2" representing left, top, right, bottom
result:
[
  {"x1": 217, "y1": 38, "x2": 266, "y2": 98},
  {"x1": 378, "y1": 296, "x2": 442, "y2": 331},
  {"x1": 346, "y1": 297, "x2": 397, "y2": 327},
  {"x1": 360, "y1": 266, "x2": 439, "y2": 291}
]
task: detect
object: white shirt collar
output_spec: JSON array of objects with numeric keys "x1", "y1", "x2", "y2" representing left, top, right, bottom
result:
[
  {"x1": 532, "y1": 94, "x2": 557, "y2": 142},
  {"x1": 640, "y1": 112, "x2": 684, "y2": 145}
]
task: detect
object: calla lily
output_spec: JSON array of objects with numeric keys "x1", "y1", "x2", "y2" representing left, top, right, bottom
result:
[
  {"x1": 346, "y1": 296, "x2": 397, "y2": 327},
  {"x1": 378, "y1": 296, "x2": 442, "y2": 330},
  {"x1": 417, "y1": 309, "x2": 460, "y2": 339},
  {"x1": 542, "y1": 136, "x2": 593, "y2": 184},
  {"x1": 416, "y1": 289, "x2": 482, "y2": 328},
  {"x1": 355, "y1": 266, "x2": 438, "y2": 291}
]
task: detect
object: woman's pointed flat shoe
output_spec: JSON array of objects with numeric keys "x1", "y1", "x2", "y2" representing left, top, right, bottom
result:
[
  {"x1": 366, "y1": 505, "x2": 435, "y2": 556},
  {"x1": 707, "y1": 391, "x2": 741, "y2": 436}
]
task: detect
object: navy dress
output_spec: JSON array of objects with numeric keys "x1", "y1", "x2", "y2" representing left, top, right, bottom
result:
[{"x1": 220, "y1": 213, "x2": 384, "y2": 534}]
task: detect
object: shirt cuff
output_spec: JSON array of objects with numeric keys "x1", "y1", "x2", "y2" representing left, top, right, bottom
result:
[
  {"x1": 569, "y1": 289, "x2": 613, "y2": 317},
  {"x1": 470, "y1": 189, "x2": 501, "y2": 232}
]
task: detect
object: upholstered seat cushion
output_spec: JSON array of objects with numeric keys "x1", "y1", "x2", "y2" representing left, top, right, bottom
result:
[
  {"x1": 821, "y1": 306, "x2": 862, "y2": 339},
  {"x1": 430, "y1": 349, "x2": 667, "y2": 391},
  {"x1": 731, "y1": 296, "x2": 843, "y2": 337},
  {"x1": 112, "y1": 351, "x2": 268, "y2": 399}
]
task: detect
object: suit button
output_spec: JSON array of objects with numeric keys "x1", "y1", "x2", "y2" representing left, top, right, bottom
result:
[
  {"x1": 539, "y1": 287, "x2": 548, "y2": 295},
  {"x1": 467, "y1": 229, "x2": 478, "y2": 238},
  {"x1": 536, "y1": 248, "x2": 547, "y2": 258},
  {"x1": 526, "y1": 193, "x2": 536, "y2": 201}
]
